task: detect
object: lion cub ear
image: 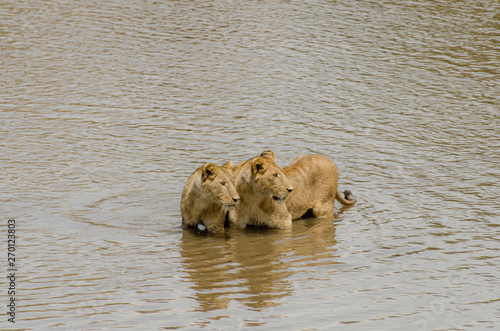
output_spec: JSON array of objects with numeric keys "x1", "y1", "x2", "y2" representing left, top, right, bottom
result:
[
  {"x1": 260, "y1": 150, "x2": 276, "y2": 162},
  {"x1": 202, "y1": 163, "x2": 217, "y2": 181},
  {"x1": 252, "y1": 158, "x2": 268, "y2": 174},
  {"x1": 222, "y1": 161, "x2": 233, "y2": 168}
]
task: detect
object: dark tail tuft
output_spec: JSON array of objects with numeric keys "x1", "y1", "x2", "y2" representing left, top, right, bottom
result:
[{"x1": 344, "y1": 190, "x2": 354, "y2": 201}]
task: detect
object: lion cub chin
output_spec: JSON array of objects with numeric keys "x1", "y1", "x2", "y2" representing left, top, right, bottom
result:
[
  {"x1": 228, "y1": 154, "x2": 294, "y2": 230},
  {"x1": 181, "y1": 162, "x2": 239, "y2": 234}
]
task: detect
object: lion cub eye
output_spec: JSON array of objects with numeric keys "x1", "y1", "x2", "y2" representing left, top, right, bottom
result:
[
  {"x1": 220, "y1": 182, "x2": 227, "y2": 187},
  {"x1": 273, "y1": 173, "x2": 279, "y2": 178}
]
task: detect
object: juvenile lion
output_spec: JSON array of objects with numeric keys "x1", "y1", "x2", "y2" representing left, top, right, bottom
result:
[
  {"x1": 228, "y1": 154, "x2": 294, "y2": 230},
  {"x1": 181, "y1": 162, "x2": 239, "y2": 234},
  {"x1": 261, "y1": 150, "x2": 356, "y2": 220}
]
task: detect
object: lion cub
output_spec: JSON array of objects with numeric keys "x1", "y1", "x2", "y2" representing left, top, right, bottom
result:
[
  {"x1": 181, "y1": 162, "x2": 239, "y2": 234},
  {"x1": 228, "y1": 154, "x2": 294, "y2": 230},
  {"x1": 261, "y1": 150, "x2": 356, "y2": 220}
]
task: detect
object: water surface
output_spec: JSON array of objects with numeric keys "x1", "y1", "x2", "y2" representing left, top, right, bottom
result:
[{"x1": 1, "y1": 0, "x2": 499, "y2": 330}]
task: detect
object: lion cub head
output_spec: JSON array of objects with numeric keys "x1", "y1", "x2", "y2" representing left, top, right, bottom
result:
[
  {"x1": 250, "y1": 155, "x2": 293, "y2": 204},
  {"x1": 201, "y1": 162, "x2": 240, "y2": 210}
]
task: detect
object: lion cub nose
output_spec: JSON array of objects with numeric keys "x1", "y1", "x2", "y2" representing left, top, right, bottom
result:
[
  {"x1": 232, "y1": 197, "x2": 240, "y2": 203},
  {"x1": 286, "y1": 187, "x2": 293, "y2": 193}
]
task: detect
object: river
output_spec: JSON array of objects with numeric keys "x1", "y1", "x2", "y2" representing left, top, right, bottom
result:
[{"x1": 1, "y1": 0, "x2": 499, "y2": 330}]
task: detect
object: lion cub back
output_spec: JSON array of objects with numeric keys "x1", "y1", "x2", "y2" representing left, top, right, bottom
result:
[{"x1": 284, "y1": 155, "x2": 340, "y2": 219}]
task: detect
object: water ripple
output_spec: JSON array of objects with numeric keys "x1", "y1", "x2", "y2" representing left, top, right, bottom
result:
[{"x1": 1, "y1": 0, "x2": 499, "y2": 329}]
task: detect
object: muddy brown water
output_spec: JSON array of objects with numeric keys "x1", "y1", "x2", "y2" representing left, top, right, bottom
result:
[{"x1": 1, "y1": 0, "x2": 499, "y2": 330}]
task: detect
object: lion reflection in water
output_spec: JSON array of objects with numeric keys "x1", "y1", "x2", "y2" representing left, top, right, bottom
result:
[{"x1": 179, "y1": 217, "x2": 341, "y2": 311}]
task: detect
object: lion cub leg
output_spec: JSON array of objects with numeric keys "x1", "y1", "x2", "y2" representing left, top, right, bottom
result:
[
  {"x1": 258, "y1": 198, "x2": 292, "y2": 229},
  {"x1": 228, "y1": 209, "x2": 249, "y2": 230},
  {"x1": 201, "y1": 207, "x2": 226, "y2": 234},
  {"x1": 312, "y1": 201, "x2": 336, "y2": 219},
  {"x1": 274, "y1": 207, "x2": 293, "y2": 229},
  {"x1": 269, "y1": 213, "x2": 292, "y2": 229}
]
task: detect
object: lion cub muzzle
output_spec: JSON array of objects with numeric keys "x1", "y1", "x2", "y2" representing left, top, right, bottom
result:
[
  {"x1": 223, "y1": 196, "x2": 240, "y2": 210},
  {"x1": 272, "y1": 186, "x2": 293, "y2": 204}
]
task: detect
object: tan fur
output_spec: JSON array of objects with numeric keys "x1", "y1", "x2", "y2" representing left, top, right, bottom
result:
[
  {"x1": 181, "y1": 162, "x2": 239, "y2": 234},
  {"x1": 228, "y1": 154, "x2": 294, "y2": 229},
  {"x1": 275, "y1": 153, "x2": 356, "y2": 220}
]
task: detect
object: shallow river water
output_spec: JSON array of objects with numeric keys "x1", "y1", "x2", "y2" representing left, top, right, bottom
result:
[{"x1": 1, "y1": 0, "x2": 499, "y2": 330}]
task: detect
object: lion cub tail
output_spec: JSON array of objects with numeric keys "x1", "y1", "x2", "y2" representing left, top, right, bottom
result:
[{"x1": 335, "y1": 190, "x2": 356, "y2": 205}]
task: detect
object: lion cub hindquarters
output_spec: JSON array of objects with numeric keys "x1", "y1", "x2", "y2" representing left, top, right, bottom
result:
[
  {"x1": 181, "y1": 162, "x2": 239, "y2": 234},
  {"x1": 284, "y1": 155, "x2": 340, "y2": 220},
  {"x1": 228, "y1": 155, "x2": 294, "y2": 230}
]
